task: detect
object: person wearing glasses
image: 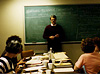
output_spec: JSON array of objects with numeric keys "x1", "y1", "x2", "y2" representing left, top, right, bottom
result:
[{"x1": 43, "y1": 15, "x2": 65, "y2": 52}]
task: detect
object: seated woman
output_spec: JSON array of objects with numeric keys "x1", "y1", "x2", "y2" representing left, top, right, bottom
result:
[
  {"x1": 0, "y1": 35, "x2": 24, "y2": 73},
  {"x1": 74, "y1": 38, "x2": 100, "y2": 74},
  {"x1": 93, "y1": 37, "x2": 100, "y2": 53}
]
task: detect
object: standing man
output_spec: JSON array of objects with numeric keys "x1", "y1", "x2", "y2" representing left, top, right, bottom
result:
[{"x1": 43, "y1": 15, "x2": 65, "y2": 52}]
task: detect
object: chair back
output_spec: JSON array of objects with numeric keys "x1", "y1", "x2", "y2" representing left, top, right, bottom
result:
[
  {"x1": 82, "y1": 65, "x2": 87, "y2": 74},
  {"x1": 21, "y1": 50, "x2": 34, "y2": 58}
]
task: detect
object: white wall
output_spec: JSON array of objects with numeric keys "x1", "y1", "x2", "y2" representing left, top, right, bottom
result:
[{"x1": 0, "y1": 0, "x2": 100, "y2": 64}]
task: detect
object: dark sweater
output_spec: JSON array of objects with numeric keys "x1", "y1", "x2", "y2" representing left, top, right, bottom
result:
[{"x1": 43, "y1": 24, "x2": 65, "y2": 52}]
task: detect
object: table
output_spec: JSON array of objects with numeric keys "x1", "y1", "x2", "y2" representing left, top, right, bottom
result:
[{"x1": 19, "y1": 52, "x2": 74, "y2": 74}]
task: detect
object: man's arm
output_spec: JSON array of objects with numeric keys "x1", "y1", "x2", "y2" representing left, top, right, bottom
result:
[{"x1": 43, "y1": 26, "x2": 50, "y2": 39}]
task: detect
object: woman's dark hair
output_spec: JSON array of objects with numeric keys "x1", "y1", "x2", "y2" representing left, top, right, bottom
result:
[
  {"x1": 81, "y1": 38, "x2": 95, "y2": 53},
  {"x1": 93, "y1": 37, "x2": 100, "y2": 49},
  {"x1": 50, "y1": 15, "x2": 57, "y2": 20},
  {"x1": 5, "y1": 35, "x2": 23, "y2": 54}
]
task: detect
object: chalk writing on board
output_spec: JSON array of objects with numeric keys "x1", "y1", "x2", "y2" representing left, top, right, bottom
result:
[{"x1": 25, "y1": 4, "x2": 100, "y2": 43}]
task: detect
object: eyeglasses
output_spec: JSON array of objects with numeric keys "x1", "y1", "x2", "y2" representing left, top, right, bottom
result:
[{"x1": 51, "y1": 19, "x2": 56, "y2": 21}]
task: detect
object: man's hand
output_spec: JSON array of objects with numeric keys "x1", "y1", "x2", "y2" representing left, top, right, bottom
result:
[
  {"x1": 17, "y1": 59, "x2": 26, "y2": 65},
  {"x1": 15, "y1": 59, "x2": 26, "y2": 73},
  {"x1": 55, "y1": 34, "x2": 59, "y2": 38},
  {"x1": 49, "y1": 36, "x2": 55, "y2": 40}
]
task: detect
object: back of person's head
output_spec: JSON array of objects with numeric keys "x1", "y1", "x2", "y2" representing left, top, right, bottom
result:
[
  {"x1": 81, "y1": 38, "x2": 95, "y2": 53},
  {"x1": 5, "y1": 35, "x2": 23, "y2": 54},
  {"x1": 6, "y1": 35, "x2": 22, "y2": 45},
  {"x1": 50, "y1": 15, "x2": 57, "y2": 20},
  {"x1": 93, "y1": 37, "x2": 100, "y2": 50}
]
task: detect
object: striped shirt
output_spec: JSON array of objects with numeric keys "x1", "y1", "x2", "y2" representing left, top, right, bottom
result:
[{"x1": 0, "y1": 56, "x2": 15, "y2": 73}]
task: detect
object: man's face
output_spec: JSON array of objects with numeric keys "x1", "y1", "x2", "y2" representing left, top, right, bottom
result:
[
  {"x1": 13, "y1": 53, "x2": 19, "y2": 58},
  {"x1": 50, "y1": 17, "x2": 56, "y2": 25}
]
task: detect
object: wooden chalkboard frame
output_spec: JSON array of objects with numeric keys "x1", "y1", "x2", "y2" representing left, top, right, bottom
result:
[{"x1": 24, "y1": 4, "x2": 100, "y2": 44}]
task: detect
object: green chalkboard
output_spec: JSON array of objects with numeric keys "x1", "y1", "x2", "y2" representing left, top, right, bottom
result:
[{"x1": 25, "y1": 4, "x2": 100, "y2": 43}]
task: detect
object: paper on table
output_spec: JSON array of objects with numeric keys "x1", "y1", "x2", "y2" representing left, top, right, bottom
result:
[
  {"x1": 32, "y1": 55, "x2": 49, "y2": 60},
  {"x1": 23, "y1": 66, "x2": 45, "y2": 71},
  {"x1": 26, "y1": 59, "x2": 41, "y2": 64},
  {"x1": 54, "y1": 63, "x2": 72, "y2": 68},
  {"x1": 23, "y1": 72, "x2": 38, "y2": 74},
  {"x1": 54, "y1": 63, "x2": 71, "y2": 66},
  {"x1": 55, "y1": 58, "x2": 70, "y2": 61},
  {"x1": 23, "y1": 67, "x2": 38, "y2": 71},
  {"x1": 53, "y1": 53, "x2": 68, "y2": 59},
  {"x1": 53, "y1": 68, "x2": 74, "y2": 72},
  {"x1": 55, "y1": 52, "x2": 66, "y2": 54}
]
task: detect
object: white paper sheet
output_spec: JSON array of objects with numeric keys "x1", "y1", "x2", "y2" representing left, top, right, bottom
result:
[
  {"x1": 53, "y1": 68, "x2": 74, "y2": 72},
  {"x1": 53, "y1": 53, "x2": 68, "y2": 59},
  {"x1": 26, "y1": 60, "x2": 41, "y2": 64},
  {"x1": 23, "y1": 66, "x2": 45, "y2": 71},
  {"x1": 23, "y1": 72, "x2": 38, "y2": 74}
]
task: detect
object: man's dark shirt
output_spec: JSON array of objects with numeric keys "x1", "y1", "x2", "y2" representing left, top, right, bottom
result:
[{"x1": 43, "y1": 24, "x2": 65, "y2": 52}]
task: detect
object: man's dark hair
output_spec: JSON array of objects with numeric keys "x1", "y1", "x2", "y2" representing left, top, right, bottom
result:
[
  {"x1": 6, "y1": 35, "x2": 22, "y2": 45},
  {"x1": 81, "y1": 38, "x2": 95, "y2": 53},
  {"x1": 50, "y1": 15, "x2": 57, "y2": 20}
]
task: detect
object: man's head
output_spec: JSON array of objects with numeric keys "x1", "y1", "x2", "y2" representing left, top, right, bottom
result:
[
  {"x1": 50, "y1": 15, "x2": 57, "y2": 25},
  {"x1": 81, "y1": 38, "x2": 95, "y2": 53},
  {"x1": 5, "y1": 35, "x2": 23, "y2": 55},
  {"x1": 6, "y1": 35, "x2": 22, "y2": 45}
]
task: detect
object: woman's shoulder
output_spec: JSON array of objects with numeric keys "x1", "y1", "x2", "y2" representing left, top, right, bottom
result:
[{"x1": 80, "y1": 53, "x2": 91, "y2": 58}]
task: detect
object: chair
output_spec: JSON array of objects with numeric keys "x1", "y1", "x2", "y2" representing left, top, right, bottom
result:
[
  {"x1": 82, "y1": 65, "x2": 87, "y2": 74},
  {"x1": 21, "y1": 50, "x2": 34, "y2": 58}
]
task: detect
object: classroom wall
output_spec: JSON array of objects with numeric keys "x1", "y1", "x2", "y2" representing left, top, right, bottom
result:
[{"x1": 0, "y1": 0, "x2": 100, "y2": 64}]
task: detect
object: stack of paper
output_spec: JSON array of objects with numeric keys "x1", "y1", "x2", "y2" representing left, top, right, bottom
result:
[
  {"x1": 23, "y1": 66, "x2": 45, "y2": 71},
  {"x1": 53, "y1": 68, "x2": 74, "y2": 72},
  {"x1": 55, "y1": 58, "x2": 71, "y2": 63},
  {"x1": 26, "y1": 60, "x2": 42, "y2": 65},
  {"x1": 55, "y1": 52, "x2": 66, "y2": 54},
  {"x1": 54, "y1": 63, "x2": 72, "y2": 68},
  {"x1": 53, "y1": 52, "x2": 68, "y2": 60},
  {"x1": 32, "y1": 55, "x2": 49, "y2": 60}
]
